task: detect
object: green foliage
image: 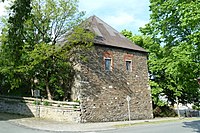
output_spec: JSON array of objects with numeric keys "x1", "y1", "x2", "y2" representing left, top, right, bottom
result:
[
  {"x1": 138, "y1": 0, "x2": 200, "y2": 106},
  {"x1": 153, "y1": 105, "x2": 177, "y2": 117},
  {"x1": 150, "y1": 81, "x2": 166, "y2": 107},
  {"x1": 0, "y1": 0, "x2": 32, "y2": 93},
  {"x1": 122, "y1": 26, "x2": 199, "y2": 108},
  {"x1": 73, "y1": 105, "x2": 78, "y2": 109},
  {"x1": 43, "y1": 101, "x2": 51, "y2": 106},
  {"x1": 192, "y1": 105, "x2": 200, "y2": 111},
  {"x1": 33, "y1": 100, "x2": 41, "y2": 105},
  {"x1": 0, "y1": 0, "x2": 94, "y2": 101},
  {"x1": 73, "y1": 99, "x2": 80, "y2": 103}
]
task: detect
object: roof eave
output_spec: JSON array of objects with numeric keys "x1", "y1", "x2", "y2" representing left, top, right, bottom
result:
[{"x1": 94, "y1": 43, "x2": 148, "y2": 54}]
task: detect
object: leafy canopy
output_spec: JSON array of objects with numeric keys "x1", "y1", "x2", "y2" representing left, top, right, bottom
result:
[
  {"x1": 0, "y1": 0, "x2": 94, "y2": 100},
  {"x1": 139, "y1": 0, "x2": 200, "y2": 106}
]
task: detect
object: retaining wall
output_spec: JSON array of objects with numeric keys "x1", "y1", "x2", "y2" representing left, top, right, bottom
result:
[{"x1": 0, "y1": 96, "x2": 81, "y2": 123}]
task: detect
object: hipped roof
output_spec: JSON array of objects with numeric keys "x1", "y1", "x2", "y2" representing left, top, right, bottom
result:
[{"x1": 88, "y1": 15, "x2": 147, "y2": 53}]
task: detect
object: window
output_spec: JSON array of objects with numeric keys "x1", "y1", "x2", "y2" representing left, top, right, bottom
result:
[
  {"x1": 124, "y1": 54, "x2": 133, "y2": 72},
  {"x1": 105, "y1": 58, "x2": 111, "y2": 71},
  {"x1": 126, "y1": 60, "x2": 132, "y2": 72},
  {"x1": 103, "y1": 51, "x2": 113, "y2": 71}
]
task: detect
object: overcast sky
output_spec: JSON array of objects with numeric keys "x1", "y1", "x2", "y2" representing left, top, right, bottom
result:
[{"x1": 0, "y1": 0, "x2": 150, "y2": 34}]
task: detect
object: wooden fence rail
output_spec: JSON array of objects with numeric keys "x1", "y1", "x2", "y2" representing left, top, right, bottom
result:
[{"x1": 0, "y1": 95, "x2": 80, "y2": 111}]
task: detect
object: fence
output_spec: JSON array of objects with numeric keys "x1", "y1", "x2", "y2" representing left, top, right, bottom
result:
[{"x1": 176, "y1": 109, "x2": 200, "y2": 117}]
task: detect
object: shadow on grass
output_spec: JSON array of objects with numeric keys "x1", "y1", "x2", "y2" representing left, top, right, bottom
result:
[{"x1": 183, "y1": 120, "x2": 200, "y2": 133}]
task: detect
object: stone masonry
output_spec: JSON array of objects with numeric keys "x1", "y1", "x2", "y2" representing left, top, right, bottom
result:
[
  {"x1": 72, "y1": 45, "x2": 153, "y2": 122},
  {"x1": 0, "y1": 96, "x2": 81, "y2": 122}
]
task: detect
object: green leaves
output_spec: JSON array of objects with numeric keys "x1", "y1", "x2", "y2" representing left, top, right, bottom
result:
[
  {"x1": 140, "y1": 0, "x2": 200, "y2": 106},
  {"x1": 0, "y1": 0, "x2": 94, "y2": 100},
  {"x1": 31, "y1": 0, "x2": 85, "y2": 45},
  {"x1": 29, "y1": 43, "x2": 53, "y2": 66}
]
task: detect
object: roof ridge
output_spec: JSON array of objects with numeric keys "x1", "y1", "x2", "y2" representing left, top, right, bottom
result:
[{"x1": 87, "y1": 15, "x2": 147, "y2": 53}]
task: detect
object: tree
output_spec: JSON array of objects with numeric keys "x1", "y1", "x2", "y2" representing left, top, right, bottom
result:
[
  {"x1": 139, "y1": 0, "x2": 200, "y2": 105},
  {"x1": 0, "y1": 0, "x2": 94, "y2": 100},
  {"x1": 25, "y1": 0, "x2": 93, "y2": 100},
  {"x1": 0, "y1": 0, "x2": 32, "y2": 94}
]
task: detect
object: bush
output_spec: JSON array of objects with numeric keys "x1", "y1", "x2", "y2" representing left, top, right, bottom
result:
[
  {"x1": 73, "y1": 105, "x2": 77, "y2": 108},
  {"x1": 73, "y1": 100, "x2": 80, "y2": 103},
  {"x1": 192, "y1": 105, "x2": 200, "y2": 110},
  {"x1": 43, "y1": 101, "x2": 52, "y2": 106},
  {"x1": 33, "y1": 100, "x2": 41, "y2": 105},
  {"x1": 153, "y1": 105, "x2": 177, "y2": 117}
]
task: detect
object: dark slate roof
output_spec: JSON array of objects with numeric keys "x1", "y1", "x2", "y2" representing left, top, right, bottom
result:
[{"x1": 88, "y1": 15, "x2": 147, "y2": 53}]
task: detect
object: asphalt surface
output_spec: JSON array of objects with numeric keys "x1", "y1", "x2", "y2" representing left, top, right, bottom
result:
[
  {"x1": 0, "y1": 121, "x2": 50, "y2": 133},
  {"x1": 1, "y1": 119, "x2": 200, "y2": 133},
  {"x1": 0, "y1": 112, "x2": 200, "y2": 133},
  {"x1": 101, "y1": 120, "x2": 200, "y2": 133}
]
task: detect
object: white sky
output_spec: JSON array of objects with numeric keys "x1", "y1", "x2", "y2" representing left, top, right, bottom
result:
[
  {"x1": 0, "y1": 2, "x2": 9, "y2": 16},
  {"x1": 0, "y1": 0, "x2": 150, "y2": 34}
]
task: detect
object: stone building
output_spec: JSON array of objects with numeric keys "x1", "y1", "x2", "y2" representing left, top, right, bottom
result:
[{"x1": 72, "y1": 16, "x2": 153, "y2": 122}]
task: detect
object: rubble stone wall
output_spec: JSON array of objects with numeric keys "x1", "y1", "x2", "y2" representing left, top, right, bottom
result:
[
  {"x1": 0, "y1": 97, "x2": 80, "y2": 122},
  {"x1": 72, "y1": 45, "x2": 153, "y2": 122}
]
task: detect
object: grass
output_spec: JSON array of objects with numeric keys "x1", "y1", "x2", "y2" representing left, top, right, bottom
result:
[{"x1": 114, "y1": 117, "x2": 200, "y2": 128}]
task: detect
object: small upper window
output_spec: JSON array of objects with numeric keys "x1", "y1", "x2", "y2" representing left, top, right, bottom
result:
[
  {"x1": 126, "y1": 60, "x2": 132, "y2": 72},
  {"x1": 105, "y1": 58, "x2": 111, "y2": 71}
]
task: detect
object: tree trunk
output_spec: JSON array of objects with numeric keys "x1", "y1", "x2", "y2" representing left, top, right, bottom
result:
[
  {"x1": 45, "y1": 77, "x2": 52, "y2": 100},
  {"x1": 31, "y1": 82, "x2": 33, "y2": 97}
]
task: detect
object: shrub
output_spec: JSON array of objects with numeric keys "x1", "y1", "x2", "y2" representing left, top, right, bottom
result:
[
  {"x1": 153, "y1": 105, "x2": 177, "y2": 117},
  {"x1": 73, "y1": 100, "x2": 80, "y2": 103},
  {"x1": 33, "y1": 100, "x2": 41, "y2": 105},
  {"x1": 73, "y1": 105, "x2": 77, "y2": 108},
  {"x1": 43, "y1": 101, "x2": 51, "y2": 106},
  {"x1": 192, "y1": 105, "x2": 200, "y2": 110}
]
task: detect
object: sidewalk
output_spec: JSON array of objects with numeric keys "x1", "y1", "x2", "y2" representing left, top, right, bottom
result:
[{"x1": 0, "y1": 113, "x2": 197, "y2": 132}]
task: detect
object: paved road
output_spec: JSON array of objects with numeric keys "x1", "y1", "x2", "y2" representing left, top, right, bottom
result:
[
  {"x1": 0, "y1": 121, "x2": 50, "y2": 133},
  {"x1": 0, "y1": 118, "x2": 200, "y2": 133},
  {"x1": 101, "y1": 120, "x2": 200, "y2": 133}
]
